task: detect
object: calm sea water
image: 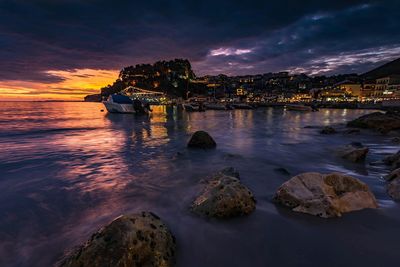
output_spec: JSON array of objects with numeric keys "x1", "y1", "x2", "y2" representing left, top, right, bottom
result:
[{"x1": 0, "y1": 102, "x2": 399, "y2": 267}]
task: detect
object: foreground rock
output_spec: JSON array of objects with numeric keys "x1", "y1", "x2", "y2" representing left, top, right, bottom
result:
[
  {"x1": 337, "y1": 142, "x2": 369, "y2": 162},
  {"x1": 274, "y1": 172, "x2": 378, "y2": 218},
  {"x1": 347, "y1": 111, "x2": 400, "y2": 133},
  {"x1": 58, "y1": 212, "x2": 176, "y2": 267},
  {"x1": 191, "y1": 167, "x2": 256, "y2": 218},
  {"x1": 187, "y1": 130, "x2": 216, "y2": 149},
  {"x1": 320, "y1": 126, "x2": 337, "y2": 134}
]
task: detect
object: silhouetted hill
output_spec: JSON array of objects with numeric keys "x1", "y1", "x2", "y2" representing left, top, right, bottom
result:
[
  {"x1": 362, "y1": 58, "x2": 400, "y2": 79},
  {"x1": 99, "y1": 59, "x2": 204, "y2": 98}
]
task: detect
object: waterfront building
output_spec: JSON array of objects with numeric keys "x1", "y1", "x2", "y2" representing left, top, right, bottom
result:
[
  {"x1": 375, "y1": 75, "x2": 400, "y2": 98},
  {"x1": 334, "y1": 80, "x2": 362, "y2": 97}
]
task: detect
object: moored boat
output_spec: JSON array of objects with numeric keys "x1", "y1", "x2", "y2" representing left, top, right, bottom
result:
[{"x1": 103, "y1": 94, "x2": 150, "y2": 114}]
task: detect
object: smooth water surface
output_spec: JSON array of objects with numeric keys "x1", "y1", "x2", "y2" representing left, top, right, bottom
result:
[{"x1": 0, "y1": 102, "x2": 399, "y2": 267}]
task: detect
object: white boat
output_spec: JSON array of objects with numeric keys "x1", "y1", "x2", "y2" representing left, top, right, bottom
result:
[
  {"x1": 286, "y1": 104, "x2": 313, "y2": 111},
  {"x1": 103, "y1": 94, "x2": 150, "y2": 114},
  {"x1": 205, "y1": 103, "x2": 227, "y2": 110}
]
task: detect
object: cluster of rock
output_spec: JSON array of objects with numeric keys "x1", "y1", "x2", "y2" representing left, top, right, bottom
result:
[
  {"x1": 58, "y1": 212, "x2": 176, "y2": 267},
  {"x1": 273, "y1": 172, "x2": 378, "y2": 218},
  {"x1": 347, "y1": 111, "x2": 400, "y2": 133},
  {"x1": 191, "y1": 167, "x2": 256, "y2": 218}
]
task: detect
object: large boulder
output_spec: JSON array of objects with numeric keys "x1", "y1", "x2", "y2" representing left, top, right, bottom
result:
[
  {"x1": 191, "y1": 167, "x2": 256, "y2": 218},
  {"x1": 273, "y1": 172, "x2": 378, "y2": 218},
  {"x1": 187, "y1": 131, "x2": 217, "y2": 149},
  {"x1": 58, "y1": 212, "x2": 176, "y2": 267},
  {"x1": 337, "y1": 142, "x2": 369, "y2": 162},
  {"x1": 347, "y1": 111, "x2": 400, "y2": 133}
]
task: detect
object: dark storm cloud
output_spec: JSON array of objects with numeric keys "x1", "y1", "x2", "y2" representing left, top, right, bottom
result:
[{"x1": 0, "y1": 0, "x2": 399, "y2": 82}]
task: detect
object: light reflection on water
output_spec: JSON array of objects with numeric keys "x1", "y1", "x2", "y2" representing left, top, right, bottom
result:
[{"x1": 0, "y1": 102, "x2": 400, "y2": 267}]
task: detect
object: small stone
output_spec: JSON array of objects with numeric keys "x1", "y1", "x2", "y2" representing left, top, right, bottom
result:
[{"x1": 187, "y1": 131, "x2": 217, "y2": 149}]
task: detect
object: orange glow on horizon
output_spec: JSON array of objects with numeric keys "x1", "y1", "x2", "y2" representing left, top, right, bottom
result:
[{"x1": 0, "y1": 69, "x2": 119, "y2": 101}]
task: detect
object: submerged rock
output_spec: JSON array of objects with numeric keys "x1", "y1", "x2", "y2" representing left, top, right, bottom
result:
[
  {"x1": 320, "y1": 126, "x2": 337, "y2": 134},
  {"x1": 347, "y1": 111, "x2": 400, "y2": 133},
  {"x1": 337, "y1": 142, "x2": 369, "y2": 162},
  {"x1": 273, "y1": 172, "x2": 378, "y2": 218},
  {"x1": 191, "y1": 167, "x2": 255, "y2": 218},
  {"x1": 58, "y1": 212, "x2": 176, "y2": 267},
  {"x1": 187, "y1": 131, "x2": 217, "y2": 149}
]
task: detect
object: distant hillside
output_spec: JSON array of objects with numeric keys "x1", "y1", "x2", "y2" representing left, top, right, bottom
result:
[{"x1": 362, "y1": 58, "x2": 400, "y2": 79}]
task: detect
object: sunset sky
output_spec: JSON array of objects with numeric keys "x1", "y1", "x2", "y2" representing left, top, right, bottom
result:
[{"x1": 1, "y1": 0, "x2": 399, "y2": 100}]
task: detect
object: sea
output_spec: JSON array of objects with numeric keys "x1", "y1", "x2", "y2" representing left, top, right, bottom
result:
[{"x1": 0, "y1": 102, "x2": 399, "y2": 267}]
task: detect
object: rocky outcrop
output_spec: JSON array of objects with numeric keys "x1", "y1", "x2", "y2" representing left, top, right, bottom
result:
[
  {"x1": 191, "y1": 167, "x2": 256, "y2": 218},
  {"x1": 337, "y1": 142, "x2": 369, "y2": 162},
  {"x1": 187, "y1": 131, "x2": 217, "y2": 149},
  {"x1": 273, "y1": 172, "x2": 378, "y2": 218},
  {"x1": 347, "y1": 111, "x2": 400, "y2": 133},
  {"x1": 320, "y1": 126, "x2": 337, "y2": 134},
  {"x1": 58, "y1": 212, "x2": 176, "y2": 267}
]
